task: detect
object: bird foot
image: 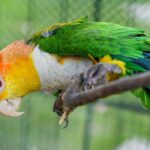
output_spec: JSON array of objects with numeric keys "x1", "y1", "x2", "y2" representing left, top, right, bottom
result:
[
  {"x1": 53, "y1": 63, "x2": 122, "y2": 127},
  {"x1": 53, "y1": 93, "x2": 70, "y2": 128},
  {"x1": 82, "y1": 63, "x2": 122, "y2": 89}
]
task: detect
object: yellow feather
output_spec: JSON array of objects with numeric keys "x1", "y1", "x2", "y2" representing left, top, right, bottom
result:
[
  {"x1": 100, "y1": 55, "x2": 126, "y2": 75},
  {"x1": 2, "y1": 55, "x2": 41, "y2": 99}
]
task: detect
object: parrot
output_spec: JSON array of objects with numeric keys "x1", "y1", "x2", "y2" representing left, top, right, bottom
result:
[{"x1": 0, "y1": 16, "x2": 150, "y2": 117}]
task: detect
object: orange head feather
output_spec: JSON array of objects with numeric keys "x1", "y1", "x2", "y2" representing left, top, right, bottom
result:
[{"x1": 0, "y1": 40, "x2": 41, "y2": 100}]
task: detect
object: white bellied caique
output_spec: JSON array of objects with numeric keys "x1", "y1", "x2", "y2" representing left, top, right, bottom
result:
[{"x1": 0, "y1": 17, "x2": 150, "y2": 116}]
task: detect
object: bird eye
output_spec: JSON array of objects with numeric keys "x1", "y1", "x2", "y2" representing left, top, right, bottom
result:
[
  {"x1": 42, "y1": 29, "x2": 58, "y2": 38},
  {"x1": 42, "y1": 30, "x2": 53, "y2": 37},
  {"x1": 0, "y1": 76, "x2": 5, "y2": 93}
]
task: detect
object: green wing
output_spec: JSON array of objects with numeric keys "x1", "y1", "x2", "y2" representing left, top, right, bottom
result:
[
  {"x1": 26, "y1": 17, "x2": 149, "y2": 59},
  {"x1": 27, "y1": 17, "x2": 150, "y2": 74}
]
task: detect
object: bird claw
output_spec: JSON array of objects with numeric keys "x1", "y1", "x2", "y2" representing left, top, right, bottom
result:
[
  {"x1": 63, "y1": 118, "x2": 69, "y2": 129},
  {"x1": 59, "y1": 109, "x2": 70, "y2": 128},
  {"x1": 53, "y1": 97, "x2": 70, "y2": 128},
  {"x1": 59, "y1": 111, "x2": 67, "y2": 125}
]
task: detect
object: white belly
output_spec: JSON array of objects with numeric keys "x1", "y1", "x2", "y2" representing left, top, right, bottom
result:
[{"x1": 32, "y1": 46, "x2": 93, "y2": 92}]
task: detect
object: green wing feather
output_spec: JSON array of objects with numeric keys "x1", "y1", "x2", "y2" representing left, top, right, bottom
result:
[
  {"x1": 27, "y1": 17, "x2": 149, "y2": 59},
  {"x1": 27, "y1": 17, "x2": 150, "y2": 109}
]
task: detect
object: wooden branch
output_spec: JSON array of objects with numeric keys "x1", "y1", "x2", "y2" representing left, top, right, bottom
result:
[
  {"x1": 53, "y1": 63, "x2": 150, "y2": 124},
  {"x1": 64, "y1": 71, "x2": 150, "y2": 109}
]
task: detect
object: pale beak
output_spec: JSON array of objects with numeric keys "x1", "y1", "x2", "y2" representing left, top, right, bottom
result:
[{"x1": 0, "y1": 97, "x2": 24, "y2": 117}]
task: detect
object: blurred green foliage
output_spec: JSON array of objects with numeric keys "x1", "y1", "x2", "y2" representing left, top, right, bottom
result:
[{"x1": 1, "y1": 92, "x2": 150, "y2": 150}]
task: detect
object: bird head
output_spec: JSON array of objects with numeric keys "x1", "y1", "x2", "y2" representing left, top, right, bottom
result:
[{"x1": 0, "y1": 41, "x2": 41, "y2": 117}]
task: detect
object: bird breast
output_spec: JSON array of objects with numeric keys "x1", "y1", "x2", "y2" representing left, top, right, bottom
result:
[{"x1": 32, "y1": 46, "x2": 93, "y2": 93}]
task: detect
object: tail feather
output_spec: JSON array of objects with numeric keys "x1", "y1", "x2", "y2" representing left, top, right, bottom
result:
[
  {"x1": 133, "y1": 88, "x2": 150, "y2": 109},
  {"x1": 123, "y1": 52, "x2": 150, "y2": 109},
  {"x1": 143, "y1": 52, "x2": 150, "y2": 58},
  {"x1": 112, "y1": 53, "x2": 150, "y2": 108},
  {"x1": 133, "y1": 57, "x2": 150, "y2": 70}
]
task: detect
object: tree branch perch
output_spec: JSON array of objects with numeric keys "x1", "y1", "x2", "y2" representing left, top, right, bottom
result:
[
  {"x1": 53, "y1": 63, "x2": 150, "y2": 125},
  {"x1": 64, "y1": 71, "x2": 150, "y2": 108}
]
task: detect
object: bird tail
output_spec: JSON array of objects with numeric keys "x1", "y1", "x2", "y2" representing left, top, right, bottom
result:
[
  {"x1": 112, "y1": 53, "x2": 150, "y2": 109},
  {"x1": 132, "y1": 52, "x2": 150, "y2": 109},
  {"x1": 133, "y1": 88, "x2": 150, "y2": 109}
]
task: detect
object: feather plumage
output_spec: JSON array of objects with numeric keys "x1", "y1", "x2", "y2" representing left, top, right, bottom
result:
[{"x1": 27, "y1": 17, "x2": 150, "y2": 108}]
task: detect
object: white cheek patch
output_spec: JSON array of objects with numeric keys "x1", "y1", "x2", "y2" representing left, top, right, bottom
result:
[{"x1": 32, "y1": 46, "x2": 93, "y2": 92}]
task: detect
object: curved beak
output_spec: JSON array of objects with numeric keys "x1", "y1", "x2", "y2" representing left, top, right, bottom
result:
[{"x1": 0, "y1": 97, "x2": 24, "y2": 117}]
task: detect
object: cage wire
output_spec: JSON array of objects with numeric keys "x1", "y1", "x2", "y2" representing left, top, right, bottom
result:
[{"x1": 0, "y1": 0, "x2": 150, "y2": 150}]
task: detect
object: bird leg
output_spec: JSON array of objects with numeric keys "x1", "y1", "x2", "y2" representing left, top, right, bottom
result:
[
  {"x1": 53, "y1": 91, "x2": 70, "y2": 128},
  {"x1": 53, "y1": 63, "x2": 122, "y2": 127}
]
